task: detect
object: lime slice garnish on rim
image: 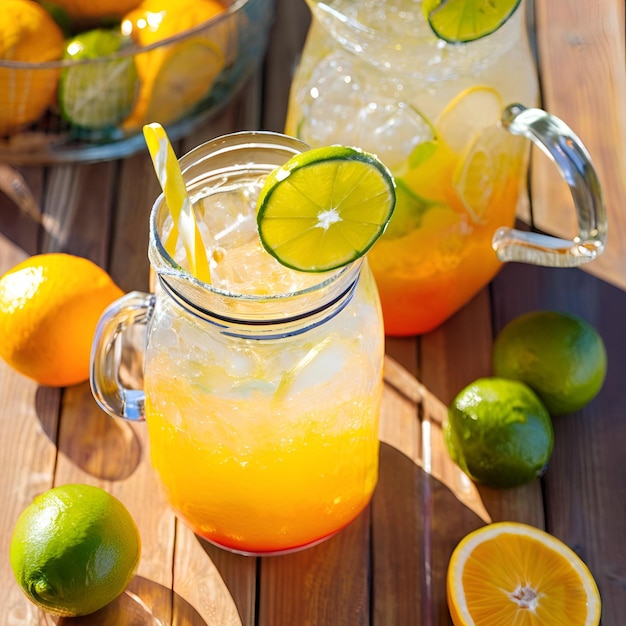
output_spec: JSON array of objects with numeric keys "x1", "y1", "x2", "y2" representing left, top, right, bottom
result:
[
  {"x1": 256, "y1": 145, "x2": 396, "y2": 273},
  {"x1": 423, "y1": 0, "x2": 522, "y2": 43}
]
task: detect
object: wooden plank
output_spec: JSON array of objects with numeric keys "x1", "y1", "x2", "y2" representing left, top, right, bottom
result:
[
  {"x1": 0, "y1": 165, "x2": 43, "y2": 256},
  {"x1": 374, "y1": 335, "x2": 496, "y2": 625},
  {"x1": 532, "y1": 0, "x2": 626, "y2": 289},
  {"x1": 41, "y1": 161, "x2": 116, "y2": 260},
  {"x1": 175, "y1": 537, "x2": 257, "y2": 626},
  {"x1": 491, "y1": 262, "x2": 626, "y2": 622},
  {"x1": 100, "y1": 82, "x2": 271, "y2": 626},
  {"x1": 262, "y1": 0, "x2": 311, "y2": 132},
  {"x1": 373, "y1": 338, "x2": 422, "y2": 626},
  {"x1": 418, "y1": 287, "x2": 546, "y2": 623},
  {"x1": 52, "y1": 409, "x2": 177, "y2": 623},
  {"x1": 168, "y1": 86, "x2": 263, "y2": 625},
  {"x1": 0, "y1": 236, "x2": 60, "y2": 625},
  {"x1": 258, "y1": 514, "x2": 370, "y2": 626},
  {"x1": 109, "y1": 151, "x2": 157, "y2": 292},
  {"x1": 43, "y1": 154, "x2": 178, "y2": 624}
]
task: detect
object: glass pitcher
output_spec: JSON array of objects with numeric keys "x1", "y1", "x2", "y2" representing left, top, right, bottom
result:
[
  {"x1": 90, "y1": 132, "x2": 384, "y2": 555},
  {"x1": 286, "y1": 0, "x2": 607, "y2": 336}
]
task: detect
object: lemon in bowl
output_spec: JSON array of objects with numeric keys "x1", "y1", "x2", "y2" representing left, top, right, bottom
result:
[
  {"x1": 0, "y1": 0, "x2": 65, "y2": 136},
  {"x1": 120, "y1": 0, "x2": 229, "y2": 129},
  {"x1": 0, "y1": 0, "x2": 275, "y2": 163}
]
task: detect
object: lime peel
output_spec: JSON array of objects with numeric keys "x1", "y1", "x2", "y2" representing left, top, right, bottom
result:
[
  {"x1": 59, "y1": 29, "x2": 138, "y2": 129},
  {"x1": 445, "y1": 377, "x2": 554, "y2": 488},
  {"x1": 10, "y1": 484, "x2": 141, "y2": 617},
  {"x1": 492, "y1": 310, "x2": 607, "y2": 415},
  {"x1": 257, "y1": 145, "x2": 396, "y2": 273}
]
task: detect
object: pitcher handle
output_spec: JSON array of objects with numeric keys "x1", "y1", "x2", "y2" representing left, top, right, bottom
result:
[
  {"x1": 90, "y1": 291, "x2": 154, "y2": 421},
  {"x1": 492, "y1": 104, "x2": 607, "y2": 267}
]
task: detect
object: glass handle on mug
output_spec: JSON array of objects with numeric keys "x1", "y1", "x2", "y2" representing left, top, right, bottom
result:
[
  {"x1": 90, "y1": 291, "x2": 154, "y2": 422},
  {"x1": 492, "y1": 103, "x2": 607, "y2": 267}
]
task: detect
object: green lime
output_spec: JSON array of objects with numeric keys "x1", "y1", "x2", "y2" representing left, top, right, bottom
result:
[
  {"x1": 422, "y1": 0, "x2": 522, "y2": 43},
  {"x1": 444, "y1": 377, "x2": 554, "y2": 488},
  {"x1": 492, "y1": 310, "x2": 607, "y2": 416},
  {"x1": 382, "y1": 178, "x2": 439, "y2": 240},
  {"x1": 256, "y1": 145, "x2": 396, "y2": 272},
  {"x1": 59, "y1": 28, "x2": 138, "y2": 129},
  {"x1": 10, "y1": 484, "x2": 141, "y2": 617}
]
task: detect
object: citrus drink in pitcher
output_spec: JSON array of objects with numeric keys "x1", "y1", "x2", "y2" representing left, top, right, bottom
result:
[
  {"x1": 286, "y1": 0, "x2": 606, "y2": 335},
  {"x1": 91, "y1": 132, "x2": 395, "y2": 555}
]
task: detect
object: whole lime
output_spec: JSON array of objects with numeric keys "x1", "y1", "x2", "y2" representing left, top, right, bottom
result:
[
  {"x1": 10, "y1": 484, "x2": 141, "y2": 617},
  {"x1": 59, "y1": 28, "x2": 138, "y2": 129},
  {"x1": 492, "y1": 310, "x2": 607, "y2": 416},
  {"x1": 444, "y1": 377, "x2": 554, "y2": 488}
]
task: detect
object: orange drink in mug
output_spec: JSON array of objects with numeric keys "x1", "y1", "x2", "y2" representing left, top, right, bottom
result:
[
  {"x1": 91, "y1": 131, "x2": 395, "y2": 554},
  {"x1": 286, "y1": 0, "x2": 606, "y2": 335}
]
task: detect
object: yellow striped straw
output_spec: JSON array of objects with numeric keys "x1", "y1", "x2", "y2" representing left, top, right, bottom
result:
[{"x1": 143, "y1": 123, "x2": 212, "y2": 283}]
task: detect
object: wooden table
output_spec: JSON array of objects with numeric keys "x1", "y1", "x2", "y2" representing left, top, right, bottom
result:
[{"x1": 1, "y1": 0, "x2": 625, "y2": 623}]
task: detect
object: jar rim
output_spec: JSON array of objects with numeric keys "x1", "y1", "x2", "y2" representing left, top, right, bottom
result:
[{"x1": 148, "y1": 130, "x2": 359, "y2": 307}]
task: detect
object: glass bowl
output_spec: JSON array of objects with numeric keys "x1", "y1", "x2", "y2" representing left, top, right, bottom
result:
[{"x1": 0, "y1": 0, "x2": 275, "y2": 164}]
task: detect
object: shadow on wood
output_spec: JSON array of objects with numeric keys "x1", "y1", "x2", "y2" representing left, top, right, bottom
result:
[
  {"x1": 46, "y1": 575, "x2": 207, "y2": 625},
  {"x1": 35, "y1": 383, "x2": 142, "y2": 481}
]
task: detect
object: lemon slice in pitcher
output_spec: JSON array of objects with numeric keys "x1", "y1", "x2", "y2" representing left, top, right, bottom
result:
[
  {"x1": 423, "y1": 0, "x2": 522, "y2": 43},
  {"x1": 435, "y1": 85, "x2": 503, "y2": 154},
  {"x1": 256, "y1": 145, "x2": 396, "y2": 273}
]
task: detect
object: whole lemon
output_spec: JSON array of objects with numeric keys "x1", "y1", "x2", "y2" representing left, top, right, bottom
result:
[
  {"x1": 0, "y1": 253, "x2": 123, "y2": 387},
  {"x1": 121, "y1": 0, "x2": 227, "y2": 128},
  {"x1": 445, "y1": 377, "x2": 554, "y2": 488},
  {"x1": 492, "y1": 310, "x2": 607, "y2": 416},
  {"x1": 0, "y1": 0, "x2": 65, "y2": 135},
  {"x1": 10, "y1": 484, "x2": 141, "y2": 617}
]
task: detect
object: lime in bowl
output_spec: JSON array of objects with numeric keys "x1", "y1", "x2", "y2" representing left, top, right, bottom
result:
[{"x1": 0, "y1": 0, "x2": 274, "y2": 165}]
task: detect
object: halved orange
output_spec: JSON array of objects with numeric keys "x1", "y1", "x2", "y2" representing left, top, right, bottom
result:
[{"x1": 447, "y1": 522, "x2": 601, "y2": 625}]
